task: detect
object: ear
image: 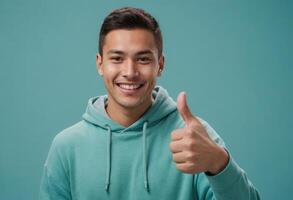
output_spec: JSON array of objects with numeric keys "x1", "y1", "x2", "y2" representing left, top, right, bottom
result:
[
  {"x1": 96, "y1": 53, "x2": 103, "y2": 76},
  {"x1": 157, "y1": 54, "x2": 165, "y2": 77}
]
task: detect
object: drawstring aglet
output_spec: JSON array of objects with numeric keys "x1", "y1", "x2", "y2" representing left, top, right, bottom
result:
[
  {"x1": 144, "y1": 181, "x2": 149, "y2": 192},
  {"x1": 105, "y1": 182, "x2": 110, "y2": 191}
]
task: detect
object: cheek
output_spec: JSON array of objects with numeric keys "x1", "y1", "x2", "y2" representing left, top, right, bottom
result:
[
  {"x1": 141, "y1": 66, "x2": 159, "y2": 77},
  {"x1": 102, "y1": 64, "x2": 119, "y2": 79}
]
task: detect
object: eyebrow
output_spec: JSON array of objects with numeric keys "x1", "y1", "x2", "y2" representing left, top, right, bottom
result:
[
  {"x1": 136, "y1": 50, "x2": 153, "y2": 56},
  {"x1": 106, "y1": 49, "x2": 154, "y2": 56},
  {"x1": 106, "y1": 50, "x2": 124, "y2": 55}
]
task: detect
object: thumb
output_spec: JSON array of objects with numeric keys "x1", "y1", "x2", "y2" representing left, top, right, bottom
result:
[{"x1": 177, "y1": 92, "x2": 194, "y2": 126}]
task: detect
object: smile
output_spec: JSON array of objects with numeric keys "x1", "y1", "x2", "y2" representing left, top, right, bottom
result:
[{"x1": 116, "y1": 83, "x2": 144, "y2": 90}]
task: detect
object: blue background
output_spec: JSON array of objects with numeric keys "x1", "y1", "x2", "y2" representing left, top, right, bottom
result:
[{"x1": 0, "y1": 0, "x2": 292, "y2": 199}]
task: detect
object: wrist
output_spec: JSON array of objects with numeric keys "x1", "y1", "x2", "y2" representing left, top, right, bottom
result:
[{"x1": 207, "y1": 146, "x2": 229, "y2": 175}]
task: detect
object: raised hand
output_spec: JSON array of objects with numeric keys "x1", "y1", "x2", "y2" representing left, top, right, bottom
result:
[{"x1": 169, "y1": 92, "x2": 229, "y2": 175}]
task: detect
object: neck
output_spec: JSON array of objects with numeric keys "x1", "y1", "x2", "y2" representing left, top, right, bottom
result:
[{"x1": 105, "y1": 97, "x2": 153, "y2": 127}]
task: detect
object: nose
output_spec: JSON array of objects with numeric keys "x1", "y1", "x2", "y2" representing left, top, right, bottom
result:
[{"x1": 122, "y1": 59, "x2": 139, "y2": 79}]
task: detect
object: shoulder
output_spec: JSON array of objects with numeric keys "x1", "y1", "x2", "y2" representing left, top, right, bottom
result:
[{"x1": 51, "y1": 120, "x2": 94, "y2": 151}]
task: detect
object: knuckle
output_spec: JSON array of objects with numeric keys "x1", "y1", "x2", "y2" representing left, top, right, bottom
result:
[
  {"x1": 185, "y1": 152, "x2": 195, "y2": 161},
  {"x1": 185, "y1": 140, "x2": 196, "y2": 149}
]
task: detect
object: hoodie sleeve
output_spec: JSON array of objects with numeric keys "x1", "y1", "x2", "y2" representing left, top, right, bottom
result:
[
  {"x1": 195, "y1": 119, "x2": 261, "y2": 200},
  {"x1": 39, "y1": 134, "x2": 71, "y2": 200}
]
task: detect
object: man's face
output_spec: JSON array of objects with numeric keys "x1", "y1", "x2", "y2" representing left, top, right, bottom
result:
[{"x1": 96, "y1": 29, "x2": 164, "y2": 111}]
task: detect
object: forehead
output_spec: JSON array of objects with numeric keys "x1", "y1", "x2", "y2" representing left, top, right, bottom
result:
[{"x1": 103, "y1": 29, "x2": 157, "y2": 55}]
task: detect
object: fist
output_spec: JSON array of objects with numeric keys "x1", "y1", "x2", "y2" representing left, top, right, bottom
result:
[{"x1": 169, "y1": 92, "x2": 228, "y2": 175}]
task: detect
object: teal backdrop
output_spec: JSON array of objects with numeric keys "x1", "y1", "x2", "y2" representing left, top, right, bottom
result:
[{"x1": 1, "y1": 0, "x2": 292, "y2": 199}]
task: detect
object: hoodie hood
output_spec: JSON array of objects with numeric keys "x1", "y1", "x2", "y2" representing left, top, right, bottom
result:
[
  {"x1": 82, "y1": 85, "x2": 177, "y2": 132},
  {"x1": 82, "y1": 85, "x2": 177, "y2": 192}
]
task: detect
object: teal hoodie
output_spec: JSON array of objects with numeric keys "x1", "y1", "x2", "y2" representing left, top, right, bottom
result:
[{"x1": 39, "y1": 86, "x2": 260, "y2": 200}]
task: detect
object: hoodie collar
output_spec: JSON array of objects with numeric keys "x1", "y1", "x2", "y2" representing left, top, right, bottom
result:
[{"x1": 82, "y1": 85, "x2": 177, "y2": 132}]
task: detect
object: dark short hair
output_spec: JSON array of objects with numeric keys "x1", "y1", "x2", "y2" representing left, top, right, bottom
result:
[{"x1": 99, "y1": 7, "x2": 163, "y2": 57}]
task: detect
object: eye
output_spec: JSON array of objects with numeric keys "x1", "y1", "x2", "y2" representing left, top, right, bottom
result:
[
  {"x1": 137, "y1": 56, "x2": 152, "y2": 64},
  {"x1": 110, "y1": 56, "x2": 123, "y2": 63}
]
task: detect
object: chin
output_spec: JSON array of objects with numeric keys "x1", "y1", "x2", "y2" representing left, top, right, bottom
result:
[{"x1": 118, "y1": 99, "x2": 145, "y2": 109}]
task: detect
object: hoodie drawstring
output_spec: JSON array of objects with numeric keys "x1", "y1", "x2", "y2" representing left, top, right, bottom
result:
[
  {"x1": 104, "y1": 121, "x2": 149, "y2": 192},
  {"x1": 105, "y1": 125, "x2": 112, "y2": 191},
  {"x1": 142, "y1": 121, "x2": 149, "y2": 191}
]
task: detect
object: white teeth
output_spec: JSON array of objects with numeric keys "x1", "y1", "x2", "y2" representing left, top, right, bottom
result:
[{"x1": 118, "y1": 84, "x2": 141, "y2": 90}]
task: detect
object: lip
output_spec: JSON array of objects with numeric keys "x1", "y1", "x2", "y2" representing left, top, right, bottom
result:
[{"x1": 115, "y1": 83, "x2": 145, "y2": 95}]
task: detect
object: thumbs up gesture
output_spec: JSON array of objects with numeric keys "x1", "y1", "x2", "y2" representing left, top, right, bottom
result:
[{"x1": 169, "y1": 92, "x2": 229, "y2": 175}]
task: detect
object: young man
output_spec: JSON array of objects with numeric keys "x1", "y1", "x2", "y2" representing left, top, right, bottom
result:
[{"x1": 39, "y1": 7, "x2": 260, "y2": 200}]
